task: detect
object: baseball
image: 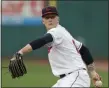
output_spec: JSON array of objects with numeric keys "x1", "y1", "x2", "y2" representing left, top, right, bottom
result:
[{"x1": 95, "y1": 80, "x2": 102, "y2": 87}]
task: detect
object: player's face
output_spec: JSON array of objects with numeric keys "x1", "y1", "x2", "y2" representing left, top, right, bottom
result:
[{"x1": 42, "y1": 14, "x2": 59, "y2": 30}]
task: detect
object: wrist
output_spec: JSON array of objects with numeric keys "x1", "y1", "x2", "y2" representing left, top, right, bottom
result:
[
  {"x1": 87, "y1": 62, "x2": 96, "y2": 77},
  {"x1": 90, "y1": 70, "x2": 97, "y2": 78},
  {"x1": 18, "y1": 50, "x2": 23, "y2": 55}
]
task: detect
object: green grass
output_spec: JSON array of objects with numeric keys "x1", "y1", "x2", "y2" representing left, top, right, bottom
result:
[{"x1": 2, "y1": 60, "x2": 108, "y2": 87}]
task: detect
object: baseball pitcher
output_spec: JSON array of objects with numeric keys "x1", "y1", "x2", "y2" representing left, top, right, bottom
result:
[{"x1": 9, "y1": 6, "x2": 102, "y2": 87}]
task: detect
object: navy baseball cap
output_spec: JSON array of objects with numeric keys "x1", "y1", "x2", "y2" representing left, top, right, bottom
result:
[{"x1": 42, "y1": 6, "x2": 58, "y2": 17}]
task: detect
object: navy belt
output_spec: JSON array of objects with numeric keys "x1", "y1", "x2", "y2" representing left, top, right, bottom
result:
[
  {"x1": 59, "y1": 68, "x2": 86, "y2": 79},
  {"x1": 60, "y1": 72, "x2": 72, "y2": 78}
]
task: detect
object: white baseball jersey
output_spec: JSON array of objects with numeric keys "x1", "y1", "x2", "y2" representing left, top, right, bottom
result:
[{"x1": 46, "y1": 24, "x2": 87, "y2": 77}]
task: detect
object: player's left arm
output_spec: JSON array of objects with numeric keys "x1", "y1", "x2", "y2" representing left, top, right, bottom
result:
[{"x1": 79, "y1": 45, "x2": 102, "y2": 87}]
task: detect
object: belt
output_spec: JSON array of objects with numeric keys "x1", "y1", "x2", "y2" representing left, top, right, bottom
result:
[{"x1": 59, "y1": 68, "x2": 86, "y2": 79}]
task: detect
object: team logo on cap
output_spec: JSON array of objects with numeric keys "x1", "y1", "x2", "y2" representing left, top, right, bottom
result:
[{"x1": 46, "y1": 8, "x2": 51, "y2": 12}]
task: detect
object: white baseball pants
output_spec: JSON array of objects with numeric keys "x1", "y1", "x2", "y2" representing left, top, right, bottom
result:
[{"x1": 52, "y1": 69, "x2": 90, "y2": 87}]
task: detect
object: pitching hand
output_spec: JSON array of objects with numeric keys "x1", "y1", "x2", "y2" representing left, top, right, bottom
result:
[{"x1": 90, "y1": 71, "x2": 102, "y2": 88}]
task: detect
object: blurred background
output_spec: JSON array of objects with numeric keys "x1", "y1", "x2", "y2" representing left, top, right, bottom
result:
[{"x1": 1, "y1": 1, "x2": 108, "y2": 87}]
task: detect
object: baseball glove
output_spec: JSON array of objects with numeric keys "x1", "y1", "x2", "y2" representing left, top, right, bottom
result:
[{"x1": 8, "y1": 53, "x2": 27, "y2": 79}]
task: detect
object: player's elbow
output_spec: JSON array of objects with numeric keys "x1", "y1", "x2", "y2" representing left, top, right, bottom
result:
[{"x1": 79, "y1": 45, "x2": 94, "y2": 65}]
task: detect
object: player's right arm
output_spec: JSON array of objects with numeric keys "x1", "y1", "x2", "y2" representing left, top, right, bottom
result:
[
  {"x1": 18, "y1": 28, "x2": 62, "y2": 55},
  {"x1": 18, "y1": 33, "x2": 53, "y2": 55},
  {"x1": 9, "y1": 33, "x2": 54, "y2": 78}
]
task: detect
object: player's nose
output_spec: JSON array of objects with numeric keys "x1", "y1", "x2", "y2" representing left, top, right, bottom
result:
[{"x1": 48, "y1": 18, "x2": 52, "y2": 22}]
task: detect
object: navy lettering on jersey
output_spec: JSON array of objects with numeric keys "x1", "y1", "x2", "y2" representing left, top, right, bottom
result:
[{"x1": 48, "y1": 46, "x2": 52, "y2": 53}]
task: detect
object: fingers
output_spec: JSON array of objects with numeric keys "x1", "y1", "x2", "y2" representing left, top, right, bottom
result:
[
  {"x1": 91, "y1": 72, "x2": 102, "y2": 88},
  {"x1": 93, "y1": 72, "x2": 101, "y2": 81},
  {"x1": 95, "y1": 80, "x2": 102, "y2": 88}
]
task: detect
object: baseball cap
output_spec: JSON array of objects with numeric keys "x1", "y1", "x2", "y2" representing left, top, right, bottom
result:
[{"x1": 42, "y1": 6, "x2": 58, "y2": 17}]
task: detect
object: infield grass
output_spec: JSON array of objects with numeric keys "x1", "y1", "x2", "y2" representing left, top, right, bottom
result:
[{"x1": 2, "y1": 59, "x2": 108, "y2": 87}]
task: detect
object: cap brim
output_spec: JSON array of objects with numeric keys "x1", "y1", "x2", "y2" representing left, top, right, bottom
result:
[{"x1": 42, "y1": 12, "x2": 58, "y2": 17}]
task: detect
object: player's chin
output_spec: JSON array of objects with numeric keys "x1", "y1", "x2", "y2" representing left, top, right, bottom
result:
[{"x1": 48, "y1": 25, "x2": 55, "y2": 29}]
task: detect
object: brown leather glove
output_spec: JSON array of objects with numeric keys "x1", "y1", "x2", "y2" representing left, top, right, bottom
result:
[{"x1": 8, "y1": 53, "x2": 27, "y2": 79}]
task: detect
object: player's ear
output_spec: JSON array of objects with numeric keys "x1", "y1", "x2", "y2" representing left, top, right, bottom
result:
[
  {"x1": 42, "y1": 18, "x2": 45, "y2": 24},
  {"x1": 57, "y1": 16, "x2": 60, "y2": 23}
]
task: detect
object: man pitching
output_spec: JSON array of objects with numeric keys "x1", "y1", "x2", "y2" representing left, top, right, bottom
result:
[{"x1": 9, "y1": 6, "x2": 102, "y2": 87}]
